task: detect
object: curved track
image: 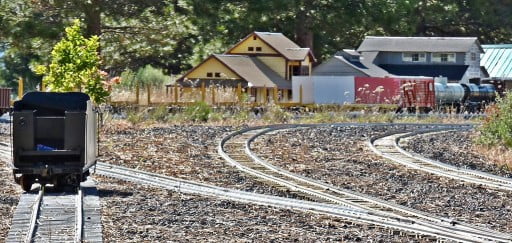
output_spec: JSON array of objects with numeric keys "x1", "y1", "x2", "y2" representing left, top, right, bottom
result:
[
  {"x1": 5, "y1": 123, "x2": 511, "y2": 242},
  {"x1": 219, "y1": 123, "x2": 511, "y2": 242},
  {"x1": 369, "y1": 129, "x2": 512, "y2": 191},
  {"x1": 95, "y1": 162, "x2": 497, "y2": 242}
]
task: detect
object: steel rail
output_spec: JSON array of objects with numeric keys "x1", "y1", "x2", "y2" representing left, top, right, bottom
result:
[
  {"x1": 369, "y1": 129, "x2": 512, "y2": 191},
  {"x1": 396, "y1": 130, "x2": 512, "y2": 187},
  {"x1": 94, "y1": 162, "x2": 486, "y2": 242},
  {"x1": 1, "y1": 147, "x2": 98, "y2": 243},
  {"x1": 244, "y1": 125, "x2": 512, "y2": 241},
  {"x1": 219, "y1": 123, "x2": 511, "y2": 242},
  {"x1": 25, "y1": 186, "x2": 43, "y2": 243},
  {"x1": 75, "y1": 186, "x2": 84, "y2": 243}
]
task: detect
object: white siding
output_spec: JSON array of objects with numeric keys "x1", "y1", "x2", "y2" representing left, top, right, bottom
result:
[
  {"x1": 292, "y1": 76, "x2": 314, "y2": 104},
  {"x1": 313, "y1": 76, "x2": 355, "y2": 104},
  {"x1": 292, "y1": 76, "x2": 356, "y2": 104},
  {"x1": 462, "y1": 43, "x2": 482, "y2": 83}
]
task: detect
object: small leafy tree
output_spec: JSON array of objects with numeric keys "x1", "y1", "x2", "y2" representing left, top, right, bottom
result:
[{"x1": 35, "y1": 19, "x2": 109, "y2": 103}]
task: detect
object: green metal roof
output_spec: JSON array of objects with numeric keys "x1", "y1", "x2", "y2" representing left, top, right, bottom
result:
[{"x1": 481, "y1": 44, "x2": 512, "y2": 78}]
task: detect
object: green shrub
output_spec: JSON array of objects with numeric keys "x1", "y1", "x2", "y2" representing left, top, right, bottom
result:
[
  {"x1": 119, "y1": 65, "x2": 172, "y2": 89},
  {"x1": 208, "y1": 111, "x2": 224, "y2": 122},
  {"x1": 127, "y1": 110, "x2": 144, "y2": 124},
  {"x1": 184, "y1": 101, "x2": 212, "y2": 122},
  {"x1": 263, "y1": 104, "x2": 292, "y2": 123},
  {"x1": 477, "y1": 93, "x2": 512, "y2": 148},
  {"x1": 150, "y1": 105, "x2": 169, "y2": 122}
]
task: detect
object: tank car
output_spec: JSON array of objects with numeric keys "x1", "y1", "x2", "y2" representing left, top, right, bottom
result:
[
  {"x1": 433, "y1": 77, "x2": 496, "y2": 112},
  {"x1": 11, "y1": 92, "x2": 97, "y2": 191}
]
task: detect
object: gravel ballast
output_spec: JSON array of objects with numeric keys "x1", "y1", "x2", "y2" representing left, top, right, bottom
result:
[
  {"x1": 100, "y1": 125, "x2": 296, "y2": 198},
  {"x1": 251, "y1": 125, "x2": 512, "y2": 233},
  {"x1": 96, "y1": 176, "x2": 414, "y2": 242},
  {"x1": 0, "y1": 123, "x2": 22, "y2": 240},
  {"x1": 402, "y1": 130, "x2": 512, "y2": 178}
]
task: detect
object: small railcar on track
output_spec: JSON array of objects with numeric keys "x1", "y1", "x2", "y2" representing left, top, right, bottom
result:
[{"x1": 11, "y1": 92, "x2": 97, "y2": 191}]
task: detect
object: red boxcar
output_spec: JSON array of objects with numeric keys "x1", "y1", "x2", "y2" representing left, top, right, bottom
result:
[
  {"x1": 354, "y1": 77, "x2": 401, "y2": 104},
  {"x1": 399, "y1": 78, "x2": 435, "y2": 110},
  {"x1": 0, "y1": 88, "x2": 11, "y2": 115}
]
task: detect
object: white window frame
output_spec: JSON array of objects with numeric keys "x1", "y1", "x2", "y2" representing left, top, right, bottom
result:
[
  {"x1": 432, "y1": 53, "x2": 456, "y2": 63},
  {"x1": 402, "y1": 52, "x2": 426, "y2": 62},
  {"x1": 471, "y1": 52, "x2": 477, "y2": 61}
]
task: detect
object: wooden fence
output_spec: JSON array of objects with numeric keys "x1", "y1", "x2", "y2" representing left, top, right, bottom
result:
[{"x1": 109, "y1": 83, "x2": 305, "y2": 107}]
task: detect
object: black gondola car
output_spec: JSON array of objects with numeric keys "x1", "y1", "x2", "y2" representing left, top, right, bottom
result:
[{"x1": 12, "y1": 92, "x2": 97, "y2": 191}]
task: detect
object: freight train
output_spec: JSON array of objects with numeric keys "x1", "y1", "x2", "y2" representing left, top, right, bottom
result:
[
  {"x1": 292, "y1": 76, "x2": 500, "y2": 112},
  {"x1": 11, "y1": 92, "x2": 97, "y2": 191},
  {"x1": 401, "y1": 77, "x2": 497, "y2": 112}
]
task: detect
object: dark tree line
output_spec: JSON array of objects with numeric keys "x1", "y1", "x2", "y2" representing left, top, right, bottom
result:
[{"x1": 0, "y1": 0, "x2": 511, "y2": 90}]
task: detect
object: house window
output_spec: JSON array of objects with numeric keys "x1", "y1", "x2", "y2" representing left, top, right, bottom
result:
[
  {"x1": 402, "y1": 52, "x2": 426, "y2": 62},
  {"x1": 471, "y1": 52, "x2": 477, "y2": 61},
  {"x1": 253, "y1": 35, "x2": 257, "y2": 40},
  {"x1": 256, "y1": 47, "x2": 262, "y2": 52},
  {"x1": 206, "y1": 72, "x2": 213, "y2": 77},
  {"x1": 432, "y1": 53, "x2": 455, "y2": 63},
  {"x1": 214, "y1": 72, "x2": 221, "y2": 78},
  {"x1": 248, "y1": 47, "x2": 254, "y2": 51}
]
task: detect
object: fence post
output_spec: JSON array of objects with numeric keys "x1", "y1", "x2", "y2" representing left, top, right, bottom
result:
[
  {"x1": 200, "y1": 82, "x2": 205, "y2": 102},
  {"x1": 147, "y1": 84, "x2": 151, "y2": 105},
  {"x1": 211, "y1": 86, "x2": 216, "y2": 104},
  {"x1": 247, "y1": 87, "x2": 251, "y2": 104},
  {"x1": 18, "y1": 77, "x2": 23, "y2": 99},
  {"x1": 135, "y1": 81, "x2": 140, "y2": 105},
  {"x1": 299, "y1": 84, "x2": 303, "y2": 104},
  {"x1": 237, "y1": 83, "x2": 242, "y2": 102},
  {"x1": 273, "y1": 86, "x2": 278, "y2": 103},
  {"x1": 174, "y1": 83, "x2": 178, "y2": 104},
  {"x1": 262, "y1": 86, "x2": 267, "y2": 104}
]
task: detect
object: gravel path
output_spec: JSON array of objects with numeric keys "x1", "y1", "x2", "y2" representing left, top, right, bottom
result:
[
  {"x1": 96, "y1": 176, "x2": 415, "y2": 242},
  {"x1": 251, "y1": 125, "x2": 512, "y2": 233},
  {"x1": 402, "y1": 130, "x2": 512, "y2": 178},
  {"x1": 0, "y1": 123, "x2": 22, "y2": 240},
  {"x1": 100, "y1": 125, "x2": 297, "y2": 198}
]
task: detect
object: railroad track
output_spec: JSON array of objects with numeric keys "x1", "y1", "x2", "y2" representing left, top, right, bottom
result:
[
  {"x1": 4, "y1": 123, "x2": 510, "y2": 241},
  {"x1": 369, "y1": 128, "x2": 512, "y2": 191},
  {"x1": 93, "y1": 162, "x2": 495, "y2": 242},
  {"x1": 5, "y1": 178, "x2": 102, "y2": 243},
  {"x1": 219, "y1": 123, "x2": 512, "y2": 242}
]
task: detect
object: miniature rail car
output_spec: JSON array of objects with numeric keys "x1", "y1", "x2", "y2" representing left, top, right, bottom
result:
[
  {"x1": 11, "y1": 92, "x2": 97, "y2": 191},
  {"x1": 0, "y1": 88, "x2": 11, "y2": 115}
]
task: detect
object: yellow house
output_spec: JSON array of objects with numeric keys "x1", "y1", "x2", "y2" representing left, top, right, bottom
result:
[{"x1": 175, "y1": 31, "x2": 315, "y2": 102}]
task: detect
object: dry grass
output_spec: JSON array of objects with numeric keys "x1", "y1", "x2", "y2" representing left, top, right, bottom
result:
[{"x1": 473, "y1": 144, "x2": 512, "y2": 170}]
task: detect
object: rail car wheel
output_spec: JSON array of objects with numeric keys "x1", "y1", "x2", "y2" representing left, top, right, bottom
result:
[{"x1": 20, "y1": 175, "x2": 33, "y2": 192}]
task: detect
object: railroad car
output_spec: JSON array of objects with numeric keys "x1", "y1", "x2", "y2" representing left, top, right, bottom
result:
[
  {"x1": 403, "y1": 77, "x2": 496, "y2": 112},
  {"x1": 0, "y1": 88, "x2": 11, "y2": 116},
  {"x1": 294, "y1": 76, "x2": 498, "y2": 112},
  {"x1": 11, "y1": 92, "x2": 97, "y2": 191}
]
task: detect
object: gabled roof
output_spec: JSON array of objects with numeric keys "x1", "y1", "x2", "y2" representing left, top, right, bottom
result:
[
  {"x1": 226, "y1": 32, "x2": 316, "y2": 62},
  {"x1": 332, "y1": 53, "x2": 390, "y2": 77},
  {"x1": 357, "y1": 36, "x2": 483, "y2": 53},
  {"x1": 481, "y1": 44, "x2": 512, "y2": 78},
  {"x1": 379, "y1": 64, "x2": 468, "y2": 80},
  {"x1": 177, "y1": 54, "x2": 290, "y2": 89}
]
